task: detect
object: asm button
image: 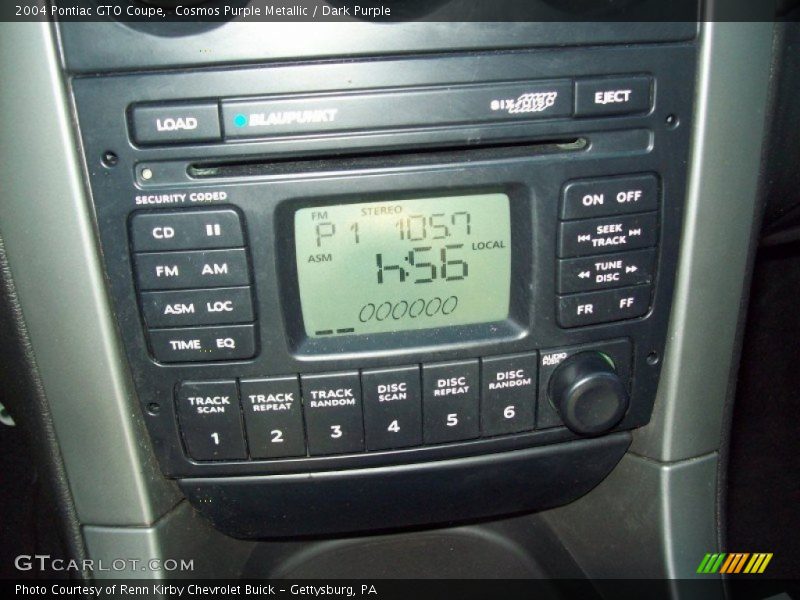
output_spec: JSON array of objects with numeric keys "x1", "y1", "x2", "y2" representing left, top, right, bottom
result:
[{"x1": 140, "y1": 287, "x2": 254, "y2": 327}]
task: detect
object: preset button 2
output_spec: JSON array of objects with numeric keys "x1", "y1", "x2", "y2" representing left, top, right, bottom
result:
[
  {"x1": 362, "y1": 366, "x2": 422, "y2": 451},
  {"x1": 422, "y1": 360, "x2": 480, "y2": 444},
  {"x1": 301, "y1": 372, "x2": 364, "y2": 455},
  {"x1": 240, "y1": 377, "x2": 306, "y2": 459}
]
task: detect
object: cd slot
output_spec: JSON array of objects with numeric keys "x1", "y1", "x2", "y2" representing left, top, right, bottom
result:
[{"x1": 187, "y1": 137, "x2": 588, "y2": 180}]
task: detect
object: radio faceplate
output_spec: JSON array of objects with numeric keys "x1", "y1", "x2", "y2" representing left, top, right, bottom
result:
[{"x1": 71, "y1": 43, "x2": 694, "y2": 481}]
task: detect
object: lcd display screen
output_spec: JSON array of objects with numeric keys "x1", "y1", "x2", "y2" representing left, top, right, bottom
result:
[{"x1": 294, "y1": 193, "x2": 511, "y2": 337}]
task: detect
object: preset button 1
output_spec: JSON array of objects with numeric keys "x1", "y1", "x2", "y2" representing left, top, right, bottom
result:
[
  {"x1": 362, "y1": 366, "x2": 422, "y2": 451},
  {"x1": 176, "y1": 380, "x2": 246, "y2": 461},
  {"x1": 481, "y1": 353, "x2": 537, "y2": 436},
  {"x1": 422, "y1": 360, "x2": 480, "y2": 444},
  {"x1": 240, "y1": 377, "x2": 306, "y2": 459},
  {"x1": 301, "y1": 372, "x2": 364, "y2": 456}
]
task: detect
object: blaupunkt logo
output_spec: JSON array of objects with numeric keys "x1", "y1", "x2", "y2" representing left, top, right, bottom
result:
[{"x1": 697, "y1": 553, "x2": 773, "y2": 574}]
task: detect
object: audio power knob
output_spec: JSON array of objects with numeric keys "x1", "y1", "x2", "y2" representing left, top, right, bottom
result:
[{"x1": 549, "y1": 352, "x2": 629, "y2": 435}]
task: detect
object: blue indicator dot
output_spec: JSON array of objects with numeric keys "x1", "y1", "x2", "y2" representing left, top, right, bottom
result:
[{"x1": 233, "y1": 114, "x2": 247, "y2": 128}]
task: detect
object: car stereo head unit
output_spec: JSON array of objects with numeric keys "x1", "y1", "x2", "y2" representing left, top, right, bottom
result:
[{"x1": 69, "y1": 38, "x2": 695, "y2": 536}]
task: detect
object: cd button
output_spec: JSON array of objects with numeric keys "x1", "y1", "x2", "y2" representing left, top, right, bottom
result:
[
  {"x1": 480, "y1": 353, "x2": 537, "y2": 436},
  {"x1": 558, "y1": 213, "x2": 658, "y2": 258},
  {"x1": 131, "y1": 209, "x2": 244, "y2": 252},
  {"x1": 176, "y1": 380, "x2": 247, "y2": 461},
  {"x1": 557, "y1": 285, "x2": 651, "y2": 328},
  {"x1": 422, "y1": 360, "x2": 480, "y2": 444},
  {"x1": 362, "y1": 366, "x2": 422, "y2": 451},
  {"x1": 301, "y1": 372, "x2": 364, "y2": 456},
  {"x1": 240, "y1": 377, "x2": 306, "y2": 459},
  {"x1": 134, "y1": 248, "x2": 250, "y2": 290}
]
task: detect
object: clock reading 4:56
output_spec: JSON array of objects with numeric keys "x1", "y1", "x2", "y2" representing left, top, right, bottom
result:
[{"x1": 294, "y1": 193, "x2": 512, "y2": 337}]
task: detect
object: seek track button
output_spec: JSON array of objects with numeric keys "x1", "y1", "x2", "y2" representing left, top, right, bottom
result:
[{"x1": 558, "y1": 213, "x2": 658, "y2": 258}]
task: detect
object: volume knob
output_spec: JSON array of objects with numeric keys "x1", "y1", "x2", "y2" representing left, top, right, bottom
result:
[{"x1": 549, "y1": 352, "x2": 629, "y2": 436}]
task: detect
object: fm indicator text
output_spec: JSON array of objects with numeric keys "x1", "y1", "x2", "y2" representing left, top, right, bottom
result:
[{"x1": 294, "y1": 194, "x2": 512, "y2": 337}]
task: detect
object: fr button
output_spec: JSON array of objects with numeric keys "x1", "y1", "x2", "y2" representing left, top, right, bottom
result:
[
  {"x1": 558, "y1": 286, "x2": 651, "y2": 328},
  {"x1": 481, "y1": 353, "x2": 537, "y2": 436},
  {"x1": 362, "y1": 366, "x2": 422, "y2": 451},
  {"x1": 301, "y1": 372, "x2": 364, "y2": 455},
  {"x1": 176, "y1": 380, "x2": 246, "y2": 461},
  {"x1": 240, "y1": 377, "x2": 306, "y2": 459},
  {"x1": 422, "y1": 360, "x2": 479, "y2": 444}
]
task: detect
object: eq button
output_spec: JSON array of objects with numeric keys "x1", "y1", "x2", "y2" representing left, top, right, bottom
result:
[
  {"x1": 148, "y1": 324, "x2": 256, "y2": 362},
  {"x1": 301, "y1": 372, "x2": 364, "y2": 456},
  {"x1": 176, "y1": 380, "x2": 247, "y2": 461},
  {"x1": 422, "y1": 360, "x2": 480, "y2": 444},
  {"x1": 362, "y1": 366, "x2": 422, "y2": 451}
]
